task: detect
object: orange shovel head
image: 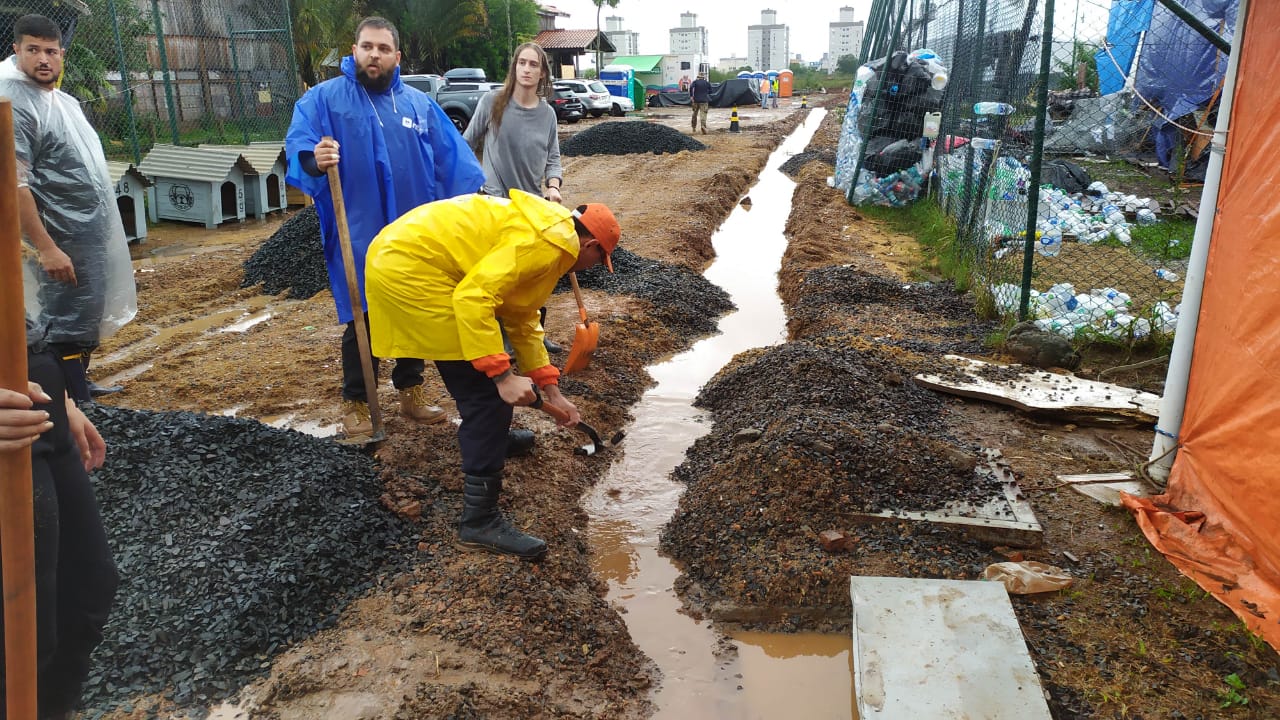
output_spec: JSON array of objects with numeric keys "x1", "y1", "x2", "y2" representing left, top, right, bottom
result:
[{"x1": 564, "y1": 319, "x2": 599, "y2": 374}]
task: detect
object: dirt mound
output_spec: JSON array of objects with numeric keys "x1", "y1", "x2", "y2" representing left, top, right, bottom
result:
[
  {"x1": 561, "y1": 121, "x2": 707, "y2": 156},
  {"x1": 242, "y1": 206, "x2": 329, "y2": 299},
  {"x1": 83, "y1": 405, "x2": 411, "y2": 712}
]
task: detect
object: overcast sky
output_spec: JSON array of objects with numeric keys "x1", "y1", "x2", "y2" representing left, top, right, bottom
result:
[{"x1": 543, "y1": 1, "x2": 876, "y2": 64}]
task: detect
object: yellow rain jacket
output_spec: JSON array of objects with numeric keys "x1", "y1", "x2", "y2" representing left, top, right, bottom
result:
[{"x1": 365, "y1": 190, "x2": 579, "y2": 383}]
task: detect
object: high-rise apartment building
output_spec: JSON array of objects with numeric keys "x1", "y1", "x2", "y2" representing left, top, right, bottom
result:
[
  {"x1": 825, "y1": 6, "x2": 865, "y2": 72},
  {"x1": 748, "y1": 9, "x2": 790, "y2": 72}
]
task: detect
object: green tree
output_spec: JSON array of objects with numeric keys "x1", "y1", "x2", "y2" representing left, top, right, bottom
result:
[
  {"x1": 589, "y1": 0, "x2": 620, "y2": 73},
  {"x1": 835, "y1": 54, "x2": 860, "y2": 74},
  {"x1": 1055, "y1": 40, "x2": 1100, "y2": 92},
  {"x1": 289, "y1": 0, "x2": 363, "y2": 87},
  {"x1": 443, "y1": 0, "x2": 539, "y2": 79},
  {"x1": 368, "y1": 0, "x2": 488, "y2": 73}
]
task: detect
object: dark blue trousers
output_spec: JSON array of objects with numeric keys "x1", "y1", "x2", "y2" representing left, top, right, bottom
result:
[{"x1": 434, "y1": 361, "x2": 513, "y2": 477}]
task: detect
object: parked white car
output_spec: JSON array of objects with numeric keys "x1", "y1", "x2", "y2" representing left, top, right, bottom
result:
[{"x1": 553, "y1": 79, "x2": 617, "y2": 117}]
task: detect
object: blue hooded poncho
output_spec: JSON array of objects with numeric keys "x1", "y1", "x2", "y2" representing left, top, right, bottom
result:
[{"x1": 285, "y1": 56, "x2": 485, "y2": 323}]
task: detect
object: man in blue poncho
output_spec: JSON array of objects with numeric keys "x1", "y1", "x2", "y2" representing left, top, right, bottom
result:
[{"x1": 286, "y1": 16, "x2": 485, "y2": 443}]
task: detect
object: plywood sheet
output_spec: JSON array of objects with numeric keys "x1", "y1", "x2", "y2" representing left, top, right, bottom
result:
[{"x1": 850, "y1": 576, "x2": 1053, "y2": 719}]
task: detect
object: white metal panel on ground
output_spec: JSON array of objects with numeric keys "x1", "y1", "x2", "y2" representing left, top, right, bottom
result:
[
  {"x1": 914, "y1": 355, "x2": 1161, "y2": 424},
  {"x1": 850, "y1": 576, "x2": 1053, "y2": 719}
]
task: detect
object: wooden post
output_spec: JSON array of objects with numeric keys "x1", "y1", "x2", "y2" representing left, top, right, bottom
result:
[{"x1": 0, "y1": 97, "x2": 39, "y2": 720}]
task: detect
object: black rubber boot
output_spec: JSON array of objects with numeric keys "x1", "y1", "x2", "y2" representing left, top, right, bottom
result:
[
  {"x1": 506, "y1": 428, "x2": 536, "y2": 458},
  {"x1": 539, "y1": 307, "x2": 563, "y2": 353},
  {"x1": 457, "y1": 474, "x2": 547, "y2": 559}
]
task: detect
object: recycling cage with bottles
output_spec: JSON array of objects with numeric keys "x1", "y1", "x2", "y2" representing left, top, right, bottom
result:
[{"x1": 839, "y1": 0, "x2": 1235, "y2": 347}]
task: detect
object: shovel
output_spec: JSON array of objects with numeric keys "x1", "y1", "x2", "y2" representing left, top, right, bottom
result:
[
  {"x1": 325, "y1": 136, "x2": 386, "y2": 444},
  {"x1": 562, "y1": 272, "x2": 598, "y2": 374},
  {"x1": 529, "y1": 387, "x2": 623, "y2": 456}
]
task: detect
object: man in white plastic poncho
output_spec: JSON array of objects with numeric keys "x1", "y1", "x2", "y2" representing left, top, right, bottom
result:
[{"x1": 3, "y1": 13, "x2": 136, "y2": 404}]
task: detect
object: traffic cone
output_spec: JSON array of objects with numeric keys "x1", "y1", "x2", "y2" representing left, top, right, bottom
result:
[{"x1": 729, "y1": 107, "x2": 740, "y2": 133}]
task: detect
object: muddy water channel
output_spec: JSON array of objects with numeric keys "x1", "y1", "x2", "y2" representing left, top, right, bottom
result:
[{"x1": 584, "y1": 110, "x2": 857, "y2": 719}]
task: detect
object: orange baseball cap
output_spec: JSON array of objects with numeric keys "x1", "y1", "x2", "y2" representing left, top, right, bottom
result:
[{"x1": 573, "y1": 204, "x2": 621, "y2": 272}]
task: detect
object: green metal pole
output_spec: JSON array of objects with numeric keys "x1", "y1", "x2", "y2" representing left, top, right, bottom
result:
[
  {"x1": 1154, "y1": 0, "x2": 1230, "y2": 54},
  {"x1": 956, "y1": 0, "x2": 989, "y2": 249},
  {"x1": 151, "y1": 0, "x2": 180, "y2": 145},
  {"x1": 1018, "y1": 0, "x2": 1056, "y2": 321},
  {"x1": 281, "y1": 0, "x2": 302, "y2": 106},
  {"x1": 846, "y1": 0, "x2": 910, "y2": 206},
  {"x1": 106, "y1": 0, "x2": 141, "y2": 164},
  {"x1": 227, "y1": 20, "x2": 248, "y2": 145}
]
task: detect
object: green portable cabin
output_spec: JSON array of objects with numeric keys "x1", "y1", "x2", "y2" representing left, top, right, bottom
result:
[{"x1": 610, "y1": 55, "x2": 664, "y2": 107}]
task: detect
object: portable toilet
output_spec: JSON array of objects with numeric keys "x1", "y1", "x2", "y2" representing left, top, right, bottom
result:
[
  {"x1": 600, "y1": 63, "x2": 635, "y2": 107},
  {"x1": 200, "y1": 142, "x2": 287, "y2": 218},
  {"x1": 106, "y1": 161, "x2": 151, "y2": 242},
  {"x1": 138, "y1": 145, "x2": 254, "y2": 228},
  {"x1": 778, "y1": 68, "x2": 794, "y2": 97}
]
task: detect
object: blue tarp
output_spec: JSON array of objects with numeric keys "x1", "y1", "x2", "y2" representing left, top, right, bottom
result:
[
  {"x1": 1133, "y1": 0, "x2": 1238, "y2": 168},
  {"x1": 1096, "y1": 0, "x2": 1154, "y2": 95}
]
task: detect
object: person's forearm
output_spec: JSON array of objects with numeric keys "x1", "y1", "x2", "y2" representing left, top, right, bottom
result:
[{"x1": 17, "y1": 187, "x2": 57, "y2": 253}]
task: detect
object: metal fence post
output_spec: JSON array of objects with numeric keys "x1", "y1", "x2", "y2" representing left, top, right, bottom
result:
[
  {"x1": 846, "y1": 0, "x2": 911, "y2": 207},
  {"x1": 151, "y1": 0, "x2": 181, "y2": 145},
  {"x1": 1018, "y1": 0, "x2": 1056, "y2": 320},
  {"x1": 107, "y1": 0, "x2": 141, "y2": 164},
  {"x1": 227, "y1": 18, "x2": 249, "y2": 145}
]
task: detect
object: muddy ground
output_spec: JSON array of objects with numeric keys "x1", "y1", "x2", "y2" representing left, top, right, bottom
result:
[{"x1": 84, "y1": 99, "x2": 1279, "y2": 719}]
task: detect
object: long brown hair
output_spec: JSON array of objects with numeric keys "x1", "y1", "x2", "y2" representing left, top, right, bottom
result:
[{"x1": 490, "y1": 42, "x2": 552, "y2": 135}]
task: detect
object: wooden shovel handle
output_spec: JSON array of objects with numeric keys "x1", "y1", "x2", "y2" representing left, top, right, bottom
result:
[
  {"x1": 0, "y1": 98, "x2": 38, "y2": 720},
  {"x1": 324, "y1": 136, "x2": 383, "y2": 437},
  {"x1": 569, "y1": 272, "x2": 589, "y2": 324}
]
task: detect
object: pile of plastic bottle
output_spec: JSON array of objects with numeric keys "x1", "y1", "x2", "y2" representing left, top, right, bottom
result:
[
  {"x1": 990, "y1": 281, "x2": 1181, "y2": 340},
  {"x1": 831, "y1": 49, "x2": 948, "y2": 206}
]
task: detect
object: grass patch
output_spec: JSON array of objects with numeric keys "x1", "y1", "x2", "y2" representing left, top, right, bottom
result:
[
  {"x1": 1129, "y1": 218, "x2": 1196, "y2": 261},
  {"x1": 858, "y1": 200, "x2": 966, "y2": 282}
]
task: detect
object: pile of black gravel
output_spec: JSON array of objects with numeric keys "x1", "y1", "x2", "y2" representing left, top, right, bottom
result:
[
  {"x1": 561, "y1": 121, "x2": 706, "y2": 157},
  {"x1": 242, "y1": 206, "x2": 330, "y2": 299},
  {"x1": 81, "y1": 405, "x2": 413, "y2": 714},
  {"x1": 778, "y1": 150, "x2": 836, "y2": 177},
  {"x1": 558, "y1": 248, "x2": 733, "y2": 336}
]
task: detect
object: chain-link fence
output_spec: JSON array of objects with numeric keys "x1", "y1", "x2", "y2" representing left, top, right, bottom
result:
[
  {"x1": 5, "y1": 0, "x2": 301, "y2": 164},
  {"x1": 834, "y1": 0, "x2": 1235, "y2": 346}
]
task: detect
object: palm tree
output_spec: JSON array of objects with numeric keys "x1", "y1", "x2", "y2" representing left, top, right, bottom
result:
[
  {"x1": 370, "y1": 0, "x2": 488, "y2": 73},
  {"x1": 591, "y1": 0, "x2": 620, "y2": 73},
  {"x1": 290, "y1": 0, "x2": 363, "y2": 87}
]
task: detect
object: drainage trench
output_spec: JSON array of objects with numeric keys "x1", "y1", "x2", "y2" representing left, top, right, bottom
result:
[{"x1": 586, "y1": 109, "x2": 856, "y2": 718}]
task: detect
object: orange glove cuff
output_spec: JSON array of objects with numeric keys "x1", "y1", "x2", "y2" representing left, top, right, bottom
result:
[
  {"x1": 472, "y1": 353, "x2": 512, "y2": 378},
  {"x1": 527, "y1": 364, "x2": 561, "y2": 388}
]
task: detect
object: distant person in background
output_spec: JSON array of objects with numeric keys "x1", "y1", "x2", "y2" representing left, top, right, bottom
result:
[
  {"x1": 689, "y1": 71, "x2": 711, "y2": 135},
  {"x1": 3, "y1": 13, "x2": 137, "y2": 405},
  {"x1": 771, "y1": 76, "x2": 780, "y2": 108},
  {"x1": 464, "y1": 42, "x2": 566, "y2": 357},
  {"x1": 285, "y1": 16, "x2": 486, "y2": 443},
  {"x1": 760, "y1": 76, "x2": 770, "y2": 110}
]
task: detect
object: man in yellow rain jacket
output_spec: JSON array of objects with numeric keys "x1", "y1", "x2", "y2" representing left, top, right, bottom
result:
[{"x1": 366, "y1": 189, "x2": 620, "y2": 558}]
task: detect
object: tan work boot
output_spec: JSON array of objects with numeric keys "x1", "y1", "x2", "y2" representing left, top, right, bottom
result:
[
  {"x1": 400, "y1": 385, "x2": 447, "y2": 424},
  {"x1": 339, "y1": 399, "x2": 374, "y2": 443}
]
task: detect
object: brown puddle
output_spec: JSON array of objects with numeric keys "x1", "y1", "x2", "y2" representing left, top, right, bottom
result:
[{"x1": 586, "y1": 110, "x2": 857, "y2": 718}]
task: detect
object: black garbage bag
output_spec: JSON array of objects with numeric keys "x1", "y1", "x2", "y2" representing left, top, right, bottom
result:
[{"x1": 863, "y1": 136, "x2": 923, "y2": 175}]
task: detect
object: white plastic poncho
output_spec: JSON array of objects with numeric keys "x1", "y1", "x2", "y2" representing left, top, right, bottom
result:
[{"x1": 0, "y1": 56, "x2": 136, "y2": 346}]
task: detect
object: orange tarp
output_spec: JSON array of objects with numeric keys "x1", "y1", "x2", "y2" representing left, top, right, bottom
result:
[{"x1": 1122, "y1": 0, "x2": 1280, "y2": 650}]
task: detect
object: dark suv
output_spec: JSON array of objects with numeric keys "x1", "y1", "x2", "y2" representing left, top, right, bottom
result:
[{"x1": 551, "y1": 87, "x2": 584, "y2": 124}]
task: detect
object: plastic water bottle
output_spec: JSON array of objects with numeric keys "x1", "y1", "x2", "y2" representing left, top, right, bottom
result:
[
  {"x1": 1136, "y1": 208, "x2": 1157, "y2": 225},
  {"x1": 971, "y1": 137, "x2": 999, "y2": 150},
  {"x1": 1038, "y1": 228, "x2": 1062, "y2": 257},
  {"x1": 973, "y1": 102, "x2": 1016, "y2": 116},
  {"x1": 1155, "y1": 268, "x2": 1179, "y2": 282}
]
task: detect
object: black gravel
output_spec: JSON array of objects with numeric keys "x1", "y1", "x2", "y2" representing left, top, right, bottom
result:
[
  {"x1": 557, "y1": 248, "x2": 733, "y2": 336},
  {"x1": 561, "y1": 121, "x2": 707, "y2": 157},
  {"x1": 241, "y1": 206, "x2": 330, "y2": 299},
  {"x1": 81, "y1": 405, "x2": 413, "y2": 714},
  {"x1": 778, "y1": 150, "x2": 836, "y2": 177}
]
